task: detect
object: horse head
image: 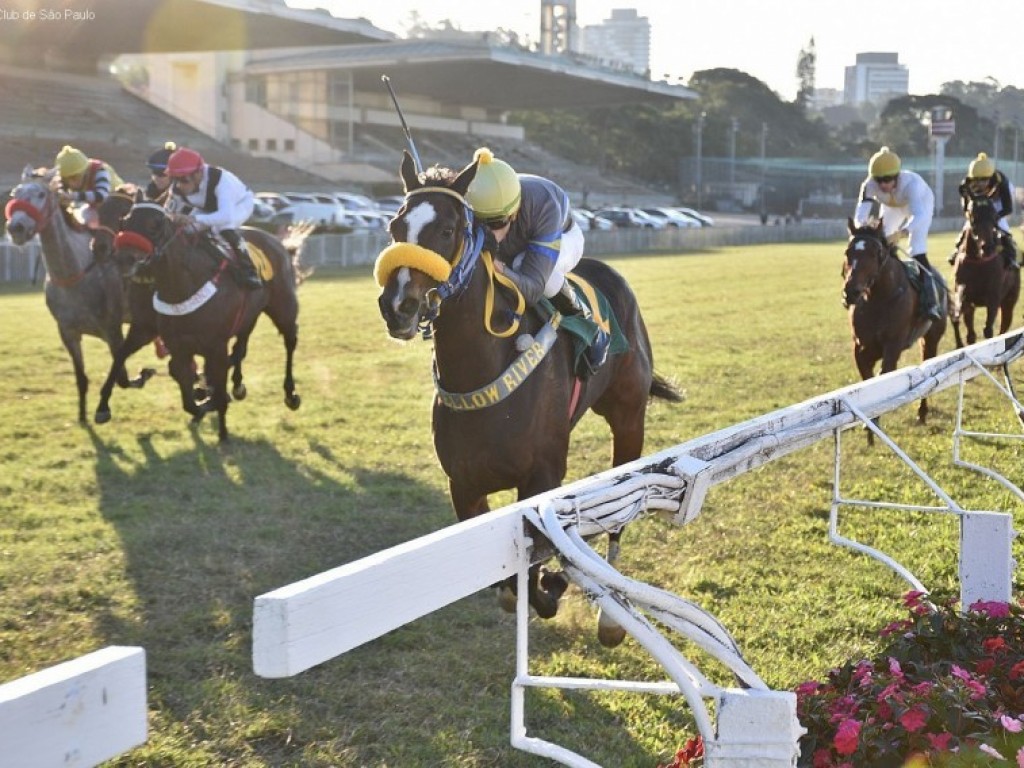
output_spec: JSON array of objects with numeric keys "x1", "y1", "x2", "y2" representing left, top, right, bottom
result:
[
  {"x1": 375, "y1": 151, "x2": 481, "y2": 340},
  {"x1": 92, "y1": 189, "x2": 140, "y2": 268},
  {"x1": 842, "y1": 217, "x2": 891, "y2": 307},
  {"x1": 5, "y1": 166, "x2": 58, "y2": 245},
  {"x1": 112, "y1": 202, "x2": 177, "y2": 275},
  {"x1": 966, "y1": 195, "x2": 1000, "y2": 260}
]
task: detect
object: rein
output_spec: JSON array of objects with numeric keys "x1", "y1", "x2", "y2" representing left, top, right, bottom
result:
[{"x1": 6, "y1": 182, "x2": 96, "y2": 288}]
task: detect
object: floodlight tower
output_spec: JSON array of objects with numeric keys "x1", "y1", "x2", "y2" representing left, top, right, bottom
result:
[{"x1": 540, "y1": 0, "x2": 576, "y2": 55}]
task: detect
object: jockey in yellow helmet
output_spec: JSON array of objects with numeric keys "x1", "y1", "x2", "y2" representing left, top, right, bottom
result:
[
  {"x1": 951, "y1": 152, "x2": 1018, "y2": 269},
  {"x1": 853, "y1": 146, "x2": 942, "y2": 322},
  {"x1": 54, "y1": 145, "x2": 124, "y2": 229},
  {"x1": 465, "y1": 147, "x2": 609, "y2": 377}
]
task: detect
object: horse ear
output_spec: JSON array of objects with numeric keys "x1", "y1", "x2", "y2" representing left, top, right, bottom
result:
[
  {"x1": 450, "y1": 156, "x2": 478, "y2": 198},
  {"x1": 399, "y1": 150, "x2": 420, "y2": 193},
  {"x1": 21, "y1": 164, "x2": 34, "y2": 180}
]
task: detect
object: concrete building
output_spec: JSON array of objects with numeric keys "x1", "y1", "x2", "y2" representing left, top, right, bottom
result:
[
  {"x1": 843, "y1": 52, "x2": 909, "y2": 106},
  {"x1": 578, "y1": 8, "x2": 651, "y2": 76}
]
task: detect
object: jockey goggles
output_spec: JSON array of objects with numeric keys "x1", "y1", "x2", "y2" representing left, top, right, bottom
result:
[{"x1": 873, "y1": 174, "x2": 897, "y2": 184}]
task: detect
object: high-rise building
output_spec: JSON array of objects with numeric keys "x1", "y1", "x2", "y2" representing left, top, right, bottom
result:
[
  {"x1": 577, "y1": 8, "x2": 650, "y2": 76},
  {"x1": 843, "y1": 52, "x2": 909, "y2": 106}
]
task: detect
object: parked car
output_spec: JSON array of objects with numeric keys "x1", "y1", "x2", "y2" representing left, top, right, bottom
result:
[
  {"x1": 375, "y1": 195, "x2": 405, "y2": 215},
  {"x1": 331, "y1": 191, "x2": 379, "y2": 212},
  {"x1": 639, "y1": 207, "x2": 702, "y2": 228},
  {"x1": 594, "y1": 207, "x2": 664, "y2": 229},
  {"x1": 673, "y1": 206, "x2": 715, "y2": 227},
  {"x1": 572, "y1": 209, "x2": 614, "y2": 231}
]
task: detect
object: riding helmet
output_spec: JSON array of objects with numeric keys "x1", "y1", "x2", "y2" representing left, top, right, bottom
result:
[
  {"x1": 166, "y1": 147, "x2": 205, "y2": 178},
  {"x1": 147, "y1": 141, "x2": 178, "y2": 173},
  {"x1": 868, "y1": 146, "x2": 901, "y2": 178},
  {"x1": 55, "y1": 145, "x2": 89, "y2": 178},
  {"x1": 967, "y1": 152, "x2": 995, "y2": 180},
  {"x1": 465, "y1": 147, "x2": 522, "y2": 222}
]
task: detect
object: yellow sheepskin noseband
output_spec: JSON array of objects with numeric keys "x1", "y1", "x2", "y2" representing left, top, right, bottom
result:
[{"x1": 374, "y1": 242, "x2": 453, "y2": 287}]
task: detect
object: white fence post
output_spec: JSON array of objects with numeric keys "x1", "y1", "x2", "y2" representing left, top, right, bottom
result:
[
  {"x1": 0, "y1": 646, "x2": 147, "y2": 768},
  {"x1": 707, "y1": 689, "x2": 803, "y2": 767},
  {"x1": 960, "y1": 512, "x2": 1016, "y2": 607}
]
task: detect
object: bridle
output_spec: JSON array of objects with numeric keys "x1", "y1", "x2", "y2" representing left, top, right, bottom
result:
[
  {"x1": 966, "y1": 197, "x2": 1000, "y2": 261},
  {"x1": 843, "y1": 230, "x2": 891, "y2": 307}
]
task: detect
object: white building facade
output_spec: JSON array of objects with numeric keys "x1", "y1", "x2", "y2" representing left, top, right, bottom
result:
[{"x1": 843, "y1": 51, "x2": 909, "y2": 106}]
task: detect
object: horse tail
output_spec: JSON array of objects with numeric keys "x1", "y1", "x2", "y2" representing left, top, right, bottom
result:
[
  {"x1": 280, "y1": 221, "x2": 316, "y2": 286},
  {"x1": 649, "y1": 372, "x2": 683, "y2": 403}
]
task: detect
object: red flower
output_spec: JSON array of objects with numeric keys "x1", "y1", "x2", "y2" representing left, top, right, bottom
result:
[
  {"x1": 1010, "y1": 660, "x2": 1024, "y2": 680},
  {"x1": 926, "y1": 731, "x2": 953, "y2": 751},
  {"x1": 976, "y1": 657, "x2": 996, "y2": 675},
  {"x1": 834, "y1": 719, "x2": 861, "y2": 755},
  {"x1": 899, "y1": 706, "x2": 929, "y2": 732},
  {"x1": 983, "y1": 636, "x2": 1008, "y2": 654}
]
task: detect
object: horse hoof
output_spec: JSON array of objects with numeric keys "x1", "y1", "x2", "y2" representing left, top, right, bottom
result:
[
  {"x1": 597, "y1": 611, "x2": 627, "y2": 648},
  {"x1": 141, "y1": 368, "x2": 156, "y2": 383},
  {"x1": 497, "y1": 585, "x2": 517, "y2": 613},
  {"x1": 233, "y1": 384, "x2": 247, "y2": 401},
  {"x1": 95, "y1": 409, "x2": 111, "y2": 425},
  {"x1": 285, "y1": 393, "x2": 302, "y2": 411}
]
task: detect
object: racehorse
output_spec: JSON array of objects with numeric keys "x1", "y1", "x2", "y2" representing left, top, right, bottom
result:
[
  {"x1": 842, "y1": 218, "x2": 947, "y2": 441},
  {"x1": 376, "y1": 151, "x2": 681, "y2": 646},
  {"x1": 4, "y1": 166, "x2": 154, "y2": 422},
  {"x1": 949, "y1": 195, "x2": 1020, "y2": 347},
  {"x1": 111, "y1": 202, "x2": 305, "y2": 441}
]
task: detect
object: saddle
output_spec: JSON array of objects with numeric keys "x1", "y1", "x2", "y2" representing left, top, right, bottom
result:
[{"x1": 539, "y1": 276, "x2": 627, "y2": 372}]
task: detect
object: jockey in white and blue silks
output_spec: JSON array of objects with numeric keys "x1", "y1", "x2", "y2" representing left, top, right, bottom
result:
[
  {"x1": 852, "y1": 146, "x2": 942, "y2": 322},
  {"x1": 464, "y1": 147, "x2": 608, "y2": 377}
]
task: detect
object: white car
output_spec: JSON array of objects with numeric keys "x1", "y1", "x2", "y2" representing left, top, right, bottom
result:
[
  {"x1": 673, "y1": 207, "x2": 715, "y2": 227},
  {"x1": 640, "y1": 207, "x2": 702, "y2": 228}
]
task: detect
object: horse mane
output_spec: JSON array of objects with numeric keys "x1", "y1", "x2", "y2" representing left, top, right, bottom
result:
[{"x1": 420, "y1": 165, "x2": 458, "y2": 186}]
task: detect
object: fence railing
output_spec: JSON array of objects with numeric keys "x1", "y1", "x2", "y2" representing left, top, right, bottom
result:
[
  {"x1": 253, "y1": 330, "x2": 1024, "y2": 767},
  {"x1": 1, "y1": 217, "x2": 964, "y2": 283}
]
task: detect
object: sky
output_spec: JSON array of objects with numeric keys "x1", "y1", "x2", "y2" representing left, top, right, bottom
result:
[{"x1": 285, "y1": 0, "x2": 1023, "y2": 101}]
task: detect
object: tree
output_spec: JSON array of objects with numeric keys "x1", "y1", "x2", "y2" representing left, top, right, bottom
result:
[{"x1": 795, "y1": 38, "x2": 816, "y2": 114}]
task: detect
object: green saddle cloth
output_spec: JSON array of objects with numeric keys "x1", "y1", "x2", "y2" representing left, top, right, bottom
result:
[{"x1": 539, "y1": 282, "x2": 629, "y2": 369}]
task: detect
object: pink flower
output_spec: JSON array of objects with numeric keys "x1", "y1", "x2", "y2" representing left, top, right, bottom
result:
[
  {"x1": 970, "y1": 600, "x2": 1011, "y2": 618},
  {"x1": 812, "y1": 748, "x2": 831, "y2": 768},
  {"x1": 951, "y1": 664, "x2": 973, "y2": 681},
  {"x1": 900, "y1": 706, "x2": 929, "y2": 732},
  {"x1": 795, "y1": 681, "x2": 821, "y2": 697},
  {"x1": 978, "y1": 742, "x2": 1006, "y2": 760},
  {"x1": 834, "y1": 719, "x2": 861, "y2": 756},
  {"x1": 903, "y1": 590, "x2": 927, "y2": 608},
  {"x1": 888, "y1": 657, "x2": 904, "y2": 677},
  {"x1": 927, "y1": 732, "x2": 953, "y2": 751},
  {"x1": 1001, "y1": 715, "x2": 1024, "y2": 733},
  {"x1": 1016, "y1": 745, "x2": 1024, "y2": 767}
]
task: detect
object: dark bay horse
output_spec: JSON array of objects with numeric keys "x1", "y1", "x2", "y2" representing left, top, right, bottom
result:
[
  {"x1": 950, "y1": 195, "x2": 1020, "y2": 347},
  {"x1": 4, "y1": 167, "x2": 153, "y2": 422},
  {"x1": 111, "y1": 202, "x2": 305, "y2": 441},
  {"x1": 376, "y1": 151, "x2": 681, "y2": 646},
  {"x1": 842, "y1": 218, "x2": 947, "y2": 440}
]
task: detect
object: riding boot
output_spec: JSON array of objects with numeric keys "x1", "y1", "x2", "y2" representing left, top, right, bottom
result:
[
  {"x1": 222, "y1": 229, "x2": 262, "y2": 290},
  {"x1": 551, "y1": 282, "x2": 609, "y2": 377},
  {"x1": 913, "y1": 253, "x2": 943, "y2": 322}
]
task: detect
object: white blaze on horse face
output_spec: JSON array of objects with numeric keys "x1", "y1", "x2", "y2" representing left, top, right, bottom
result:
[
  {"x1": 403, "y1": 199, "x2": 438, "y2": 245},
  {"x1": 388, "y1": 266, "x2": 414, "y2": 314}
]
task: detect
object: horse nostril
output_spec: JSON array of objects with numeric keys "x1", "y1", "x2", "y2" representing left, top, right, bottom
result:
[{"x1": 398, "y1": 297, "x2": 419, "y2": 316}]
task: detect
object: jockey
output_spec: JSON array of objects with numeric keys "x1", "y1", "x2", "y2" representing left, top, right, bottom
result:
[
  {"x1": 465, "y1": 147, "x2": 609, "y2": 377},
  {"x1": 54, "y1": 145, "x2": 125, "y2": 229},
  {"x1": 950, "y1": 152, "x2": 1018, "y2": 270},
  {"x1": 144, "y1": 141, "x2": 177, "y2": 202},
  {"x1": 165, "y1": 147, "x2": 261, "y2": 290},
  {"x1": 853, "y1": 146, "x2": 942, "y2": 322}
]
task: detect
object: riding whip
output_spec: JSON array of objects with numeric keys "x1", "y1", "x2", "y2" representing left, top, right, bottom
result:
[{"x1": 381, "y1": 74, "x2": 423, "y2": 174}]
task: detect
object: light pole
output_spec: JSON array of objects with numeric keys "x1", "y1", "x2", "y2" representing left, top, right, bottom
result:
[
  {"x1": 759, "y1": 121, "x2": 768, "y2": 221},
  {"x1": 728, "y1": 117, "x2": 738, "y2": 186},
  {"x1": 694, "y1": 111, "x2": 706, "y2": 210}
]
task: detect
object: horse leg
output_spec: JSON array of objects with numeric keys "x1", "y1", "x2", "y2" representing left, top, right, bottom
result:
[
  {"x1": 201, "y1": 351, "x2": 232, "y2": 442},
  {"x1": 265, "y1": 304, "x2": 301, "y2": 411},
  {"x1": 963, "y1": 303, "x2": 978, "y2": 345},
  {"x1": 169, "y1": 354, "x2": 206, "y2": 423},
  {"x1": 228, "y1": 330, "x2": 252, "y2": 401},
  {"x1": 95, "y1": 323, "x2": 158, "y2": 424},
  {"x1": 853, "y1": 344, "x2": 878, "y2": 444},
  {"x1": 58, "y1": 328, "x2": 88, "y2": 423},
  {"x1": 983, "y1": 303, "x2": 998, "y2": 340}
]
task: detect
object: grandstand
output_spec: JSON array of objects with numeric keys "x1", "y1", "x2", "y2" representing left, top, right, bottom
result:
[{"x1": 0, "y1": 64, "x2": 333, "y2": 194}]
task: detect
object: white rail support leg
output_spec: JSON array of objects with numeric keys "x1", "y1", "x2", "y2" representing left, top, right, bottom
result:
[
  {"x1": 705, "y1": 689, "x2": 803, "y2": 767},
  {"x1": 960, "y1": 511, "x2": 1016, "y2": 607}
]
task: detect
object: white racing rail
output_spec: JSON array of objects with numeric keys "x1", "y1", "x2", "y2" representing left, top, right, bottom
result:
[{"x1": 253, "y1": 330, "x2": 1024, "y2": 767}]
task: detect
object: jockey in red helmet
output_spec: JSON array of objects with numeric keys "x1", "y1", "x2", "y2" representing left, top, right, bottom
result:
[{"x1": 165, "y1": 147, "x2": 261, "y2": 289}]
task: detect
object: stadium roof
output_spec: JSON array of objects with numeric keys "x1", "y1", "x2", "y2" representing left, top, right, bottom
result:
[
  {"x1": 0, "y1": 0, "x2": 393, "y2": 69},
  {"x1": 245, "y1": 40, "x2": 698, "y2": 110}
]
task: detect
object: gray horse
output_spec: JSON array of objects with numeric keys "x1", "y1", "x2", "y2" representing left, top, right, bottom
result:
[{"x1": 5, "y1": 166, "x2": 153, "y2": 422}]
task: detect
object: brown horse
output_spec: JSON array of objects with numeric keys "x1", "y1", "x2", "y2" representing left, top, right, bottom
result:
[
  {"x1": 842, "y1": 218, "x2": 947, "y2": 440},
  {"x1": 376, "y1": 151, "x2": 681, "y2": 646},
  {"x1": 4, "y1": 167, "x2": 153, "y2": 422},
  {"x1": 111, "y1": 201, "x2": 304, "y2": 441},
  {"x1": 950, "y1": 195, "x2": 1020, "y2": 347}
]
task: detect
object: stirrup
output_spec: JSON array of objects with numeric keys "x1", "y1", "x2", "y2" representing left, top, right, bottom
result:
[{"x1": 579, "y1": 330, "x2": 610, "y2": 378}]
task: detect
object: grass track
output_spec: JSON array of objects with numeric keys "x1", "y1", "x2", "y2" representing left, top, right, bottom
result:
[{"x1": 0, "y1": 234, "x2": 1021, "y2": 766}]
